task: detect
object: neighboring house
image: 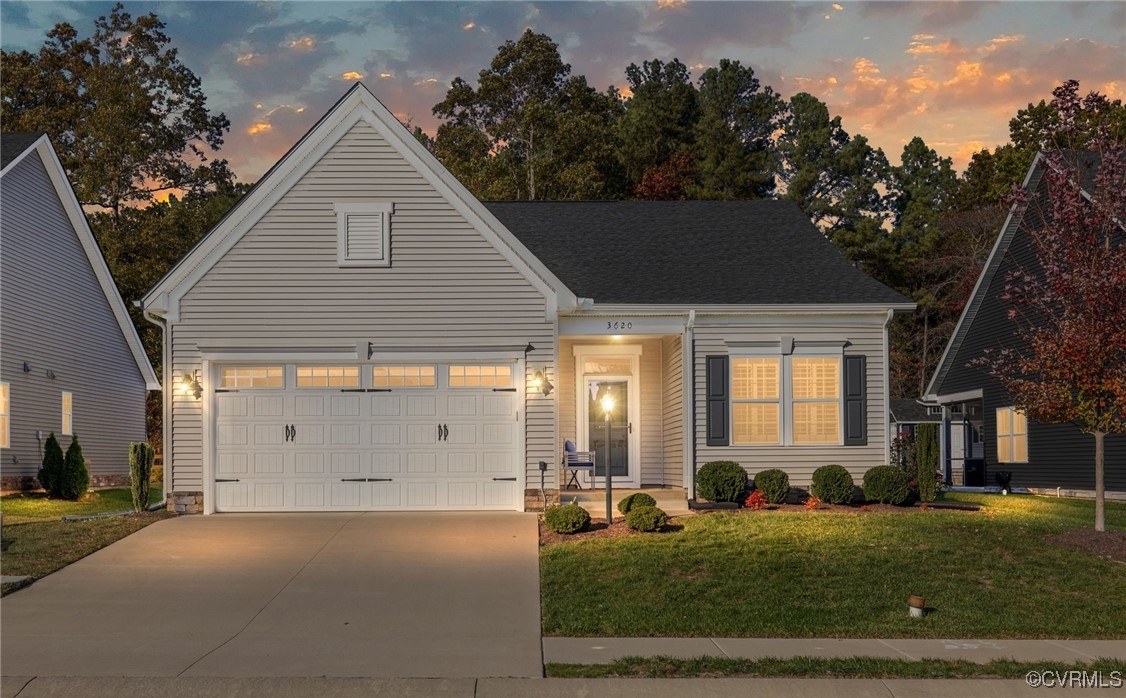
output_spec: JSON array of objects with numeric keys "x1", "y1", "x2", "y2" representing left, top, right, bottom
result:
[
  {"x1": 889, "y1": 398, "x2": 942, "y2": 441},
  {"x1": 924, "y1": 151, "x2": 1124, "y2": 494},
  {"x1": 142, "y1": 84, "x2": 912, "y2": 514},
  {"x1": 0, "y1": 133, "x2": 160, "y2": 491}
]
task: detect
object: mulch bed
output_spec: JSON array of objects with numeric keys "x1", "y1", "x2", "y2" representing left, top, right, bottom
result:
[
  {"x1": 1044, "y1": 528, "x2": 1126, "y2": 563},
  {"x1": 539, "y1": 518, "x2": 684, "y2": 546}
]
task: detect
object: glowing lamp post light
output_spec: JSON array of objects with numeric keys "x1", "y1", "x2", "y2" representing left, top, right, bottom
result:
[{"x1": 601, "y1": 390, "x2": 615, "y2": 524}]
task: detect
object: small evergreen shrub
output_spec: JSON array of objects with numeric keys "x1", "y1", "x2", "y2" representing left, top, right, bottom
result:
[
  {"x1": 810, "y1": 464, "x2": 856, "y2": 505},
  {"x1": 38, "y1": 433, "x2": 64, "y2": 496},
  {"x1": 625, "y1": 505, "x2": 667, "y2": 532},
  {"x1": 544, "y1": 504, "x2": 591, "y2": 534},
  {"x1": 617, "y1": 492, "x2": 657, "y2": 515},
  {"x1": 753, "y1": 469, "x2": 790, "y2": 504},
  {"x1": 863, "y1": 465, "x2": 913, "y2": 505},
  {"x1": 696, "y1": 460, "x2": 748, "y2": 502},
  {"x1": 59, "y1": 434, "x2": 90, "y2": 501},
  {"x1": 129, "y1": 442, "x2": 155, "y2": 511},
  {"x1": 915, "y1": 423, "x2": 940, "y2": 502}
]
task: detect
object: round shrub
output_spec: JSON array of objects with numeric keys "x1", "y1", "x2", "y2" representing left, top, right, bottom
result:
[
  {"x1": 625, "y1": 505, "x2": 668, "y2": 532},
  {"x1": 753, "y1": 468, "x2": 790, "y2": 504},
  {"x1": 617, "y1": 492, "x2": 657, "y2": 515},
  {"x1": 811, "y1": 464, "x2": 856, "y2": 505},
  {"x1": 863, "y1": 465, "x2": 913, "y2": 505},
  {"x1": 544, "y1": 504, "x2": 591, "y2": 534},
  {"x1": 696, "y1": 460, "x2": 748, "y2": 502}
]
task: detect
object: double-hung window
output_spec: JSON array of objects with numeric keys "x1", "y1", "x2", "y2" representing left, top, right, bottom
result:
[
  {"x1": 0, "y1": 383, "x2": 9, "y2": 448},
  {"x1": 732, "y1": 358, "x2": 781, "y2": 444},
  {"x1": 996, "y1": 407, "x2": 1028, "y2": 463},
  {"x1": 791, "y1": 357, "x2": 841, "y2": 445},
  {"x1": 62, "y1": 391, "x2": 73, "y2": 435},
  {"x1": 731, "y1": 353, "x2": 843, "y2": 446}
]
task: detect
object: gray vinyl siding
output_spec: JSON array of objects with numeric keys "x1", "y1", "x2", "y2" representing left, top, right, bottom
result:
[
  {"x1": 936, "y1": 167, "x2": 1124, "y2": 491},
  {"x1": 168, "y1": 121, "x2": 555, "y2": 493},
  {"x1": 661, "y1": 334, "x2": 684, "y2": 487},
  {"x1": 693, "y1": 319, "x2": 887, "y2": 487},
  {"x1": 0, "y1": 151, "x2": 148, "y2": 480}
]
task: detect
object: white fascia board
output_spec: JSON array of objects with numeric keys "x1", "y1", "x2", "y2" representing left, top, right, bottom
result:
[
  {"x1": 923, "y1": 153, "x2": 1043, "y2": 399},
  {"x1": 145, "y1": 84, "x2": 575, "y2": 320},
  {"x1": 568, "y1": 303, "x2": 916, "y2": 316},
  {"x1": 926, "y1": 388, "x2": 984, "y2": 404},
  {"x1": 31, "y1": 139, "x2": 161, "y2": 390}
]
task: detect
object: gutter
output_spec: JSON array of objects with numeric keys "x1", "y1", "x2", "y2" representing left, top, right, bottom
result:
[{"x1": 139, "y1": 302, "x2": 171, "y2": 503}]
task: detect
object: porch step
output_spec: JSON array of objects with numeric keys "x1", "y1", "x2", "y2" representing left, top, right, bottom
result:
[{"x1": 559, "y1": 488, "x2": 691, "y2": 519}]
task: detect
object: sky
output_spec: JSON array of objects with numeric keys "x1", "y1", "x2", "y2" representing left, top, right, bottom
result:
[{"x1": 2, "y1": 1, "x2": 1124, "y2": 185}]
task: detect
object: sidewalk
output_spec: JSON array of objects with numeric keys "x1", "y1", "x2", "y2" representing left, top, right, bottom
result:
[
  {"x1": 1, "y1": 677, "x2": 1112, "y2": 698},
  {"x1": 543, "y1": 637, "x2": 1126, "y2": 664}
]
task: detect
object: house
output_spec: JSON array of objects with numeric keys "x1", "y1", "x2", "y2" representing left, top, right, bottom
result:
[
  {"x1": 924, "y1": 151, "x2": 1124, "y2": 494},
  {"x1": 0, "y1": 133, "x2": 160, "y2": 491},
  {"x1": 141, "y1": 84, "x2": 912, "y2": 514},
  {"x1": 889, "y1": 398, "x2": 942, "y2": 441}
]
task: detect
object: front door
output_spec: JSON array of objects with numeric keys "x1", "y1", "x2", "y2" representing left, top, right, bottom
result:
[{"x1": 586, "y1": 378, "x2": 631, "y2": 481}]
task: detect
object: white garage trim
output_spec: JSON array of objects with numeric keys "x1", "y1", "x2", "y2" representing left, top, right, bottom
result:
[{"x1": 202, "y1": 356, "x2": 526, "y2": 514}]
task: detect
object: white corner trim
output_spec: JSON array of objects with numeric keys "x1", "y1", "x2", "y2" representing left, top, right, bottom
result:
[{"x1": 6, "y1": 138, "x2": 161, "y2": 390}]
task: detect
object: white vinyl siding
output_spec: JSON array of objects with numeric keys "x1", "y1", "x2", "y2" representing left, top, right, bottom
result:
[
  {"x1": 336, "y1": 202, "x2": 392, "y2": 266},
  {"x1": 661, "y1": 335, "x2": 684, "y2": 487},
  {"x1": 296, "y1": 366, "x2": 360, "y2": 388},
  {"x1": 996, "y1": 407, "x2": 1028, "y2": 463},
  {"x1": 170, "y1": 120, "x2": 554, "y2": 495},
  {"x1": 0, "y1": 383, "x2": 10, "y2": 448},
  {"x1": 61, "y1": 391, "x2": 73, "y2": 435}
]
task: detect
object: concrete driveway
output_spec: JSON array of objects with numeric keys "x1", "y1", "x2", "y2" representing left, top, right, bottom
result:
[{"x1": 0, "y1": 513, "x2": 542, "y2": 679}]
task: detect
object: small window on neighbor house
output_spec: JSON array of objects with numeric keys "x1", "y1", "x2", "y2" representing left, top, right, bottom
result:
[
  {"x1": 335, "y1": 203, "x2": 393, "y2": 267},
  {"x1": 220, "y1": 366, "x2": 284, "y2": 389},
  {"x1": 448, "y1": 365, "x2": 512, "y2": 388},
  {"x1": 996, "y1": 407, "x2": 1028, "y2": 463},
  {"x1": 372, "y1": 366, "x2": 436, "y2": 388},
  {"x1": 296, "y1": 366, "x2": 360, "y2": 389},
  {"x1": 0, "y1": 383, "x2": 10, "y2": 448},
  {"x1": 61, "y1": 391, "x2": 73, "y2": 436},
  {"x1": 731, "y1": 358, "x2": 781, "y2": 445}
]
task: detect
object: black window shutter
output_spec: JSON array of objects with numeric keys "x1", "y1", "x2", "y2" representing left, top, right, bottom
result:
[
  {"x1": 705, "y1": 355, "x2": 730, "y2": 446},
  {"x1": 843, "y1": 355, "x2": 867, "y2": 446}
]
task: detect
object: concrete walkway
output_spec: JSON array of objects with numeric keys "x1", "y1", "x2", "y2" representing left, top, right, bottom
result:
[
  {"x1": 544, "y1": 637, "x2": 1126, "y2": 664},
  {"x1": 0, "y1": 677, "x2": 1109, "y2": 697}
]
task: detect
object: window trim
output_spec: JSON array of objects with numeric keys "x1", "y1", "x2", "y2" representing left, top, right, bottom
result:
[
  {"x1": 996, "y1": 406, "x2": 1028, "y2": 464},
  {"x1": 0, "y1": 382, "x2": 10, "y2": 448},
  {"x1": 61, "y1": 390, "x2": 73, "y2": 436},
  {"x1": 335, "y1": 202, "x2": 393, "y2": 267},
  {"x1": 730, "y1": 348, "x2": 844, "y2": 447}
]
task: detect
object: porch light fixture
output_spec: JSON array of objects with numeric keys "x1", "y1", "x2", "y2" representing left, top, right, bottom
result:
[
  {"x1": 178, "y1": 370, "x2": 203, "y2": 399},
  {"x1": 531, "y1": 370, "x2": 554, "y2": 397}
]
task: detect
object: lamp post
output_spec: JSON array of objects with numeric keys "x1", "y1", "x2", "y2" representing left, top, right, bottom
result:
[{"x1": 600, "y1": 391, "x2": 615, "y2": 525}]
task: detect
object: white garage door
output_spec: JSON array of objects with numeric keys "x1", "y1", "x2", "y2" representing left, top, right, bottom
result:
[{"x1": 212, "y1": 363, "x2": 521, "y2": 511}]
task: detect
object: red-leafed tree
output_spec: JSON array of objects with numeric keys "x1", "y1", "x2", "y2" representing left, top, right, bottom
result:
[{"x1": 976, "y1": 80, "x2": 1126, "y2": 532}]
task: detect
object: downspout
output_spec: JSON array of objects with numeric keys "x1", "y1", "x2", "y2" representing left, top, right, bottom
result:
[
  {"x1": 685, "y1": 310, "x2": 697, "y2": 497},
  {"x1": 882, "y1": 309, "x2": 894, "y2": 465},
  {"x1": 141, "y1": 303, "x2": 170, "y2": 505}
]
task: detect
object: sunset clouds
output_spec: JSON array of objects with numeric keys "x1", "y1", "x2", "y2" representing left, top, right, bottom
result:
[{"x1": 2, "y1": 1, "x2": 1121, "y2": 179}]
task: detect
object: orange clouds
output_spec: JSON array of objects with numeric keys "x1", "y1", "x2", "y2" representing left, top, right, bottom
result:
[
  {"x1": 247, "y1": 122, "x2": 272, "y2": 135},
  {"x1": 341, "y1": 71, "x2": 364, "y2": 80},
  {"x1": 288, "y1": 36, "x2": 316, "y2": 51}
]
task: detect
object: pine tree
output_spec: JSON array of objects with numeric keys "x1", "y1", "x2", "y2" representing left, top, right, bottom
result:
[
  {"x1": 38, "y1": 433, "x2": 64, "y2": 496},
  {"x1": 59, "y1": 434, "x2": 90, "y2": 501}
]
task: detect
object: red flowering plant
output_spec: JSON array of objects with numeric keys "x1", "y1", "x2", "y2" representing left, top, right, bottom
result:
[
  {"x1": 805, "y1": 495, "x2": 822, "y2": 511},
  {"x1": 744, "y1": 489, "x2": 767, "y2": 510}
]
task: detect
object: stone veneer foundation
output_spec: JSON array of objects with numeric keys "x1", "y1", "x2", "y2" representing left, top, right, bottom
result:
[{"x1": 167, "y1": 491, "x2": 204, "y2": 514}]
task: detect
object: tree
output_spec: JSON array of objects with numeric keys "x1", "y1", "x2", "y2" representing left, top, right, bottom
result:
[
  {"x1": 60, "y1": 434, "x2": 90, "y2": 501},
  {"x1": 1, "y1": 3, "x2": 232, "y2": 217},
  {"x1": 691, "y1": 59, "x2": 783, "y2": 199},
  {"x1": 976, "y1": 81, "x2": 1126, "y2": 532},
  {"x1": 432, "y1": 30, "x2": 623, "y2": 200},
  {"x1": 954, "y1": 144, "x2": 1036, "y2": 210},
  {"x1": 635, "y1": 153, "x2": 695, "y2": 200},
  {"x1": 129, "y1": 441, "x2": 155, "y2": 511},
  {"x1": 615, "y1": 58, "x2": 699, "y2": 192},
  {"x1": 37, "y1": 433, "x2": 64, "y2": 496},
  {"x1": 915, "y1": 423, "x2": 939, "y2": 502}
]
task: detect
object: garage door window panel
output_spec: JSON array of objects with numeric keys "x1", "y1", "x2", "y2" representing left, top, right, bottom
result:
[
  {"x1": 373, "y1": 365, "x2": 436, "y2": 388},
  {"x1": 297, "y1": 366, "x2": 360, "y2": 388},
  {"x1": 449, "y1": 365, "x2": 512, "y2": 388},
  {"x1": 220, "y1": 366, "x2": 284, "y2": 389}
]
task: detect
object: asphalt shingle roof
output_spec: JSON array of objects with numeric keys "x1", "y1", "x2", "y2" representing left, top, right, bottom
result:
[
  {"x1": 890, "y1": 398, "x2": 939, "y2": 424},
  {"x1": 485, "y1": 200, "x2": 911, "y2": 306},
  {"x1": 1, "y1": 132, "x2": 44, "y2": 169}
]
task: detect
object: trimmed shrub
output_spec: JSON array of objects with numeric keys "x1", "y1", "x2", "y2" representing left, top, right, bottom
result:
[
  {"x1": 130, "y1": 442, "x2": 155, "y2": 511},
  {"x1": 38, "y1": 432, "x2": 64, "y2": 496},
  {"x1": 810, "y1": 464, "x2": 855, "y2": 505},
  {"x1": 863, "y1": 465, "x2": 913, "y2": 505},
  {"x1": 58, "y1": 434, "x2": 90, "y2": 501},
  {"x1": 696, "y1": 460, "x2": 748, "y2": 502},
  {"x1": 915, "y1": 423, "x2": 940, "y2": 502},
  {"x1": 617, "y1": 492, "x2": 657, "y2": 515},
  {"x1": 544, "y1": 504, "x2": 591, "y2": 534},
  {"x1": 625, "y1": 505, "x2": 667, "y2": 532},
  {"x1": 753, "y1": 469, "x2": 790, "y2": 504}
]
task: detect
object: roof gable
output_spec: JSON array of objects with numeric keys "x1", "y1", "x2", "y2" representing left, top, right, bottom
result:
[
  {"x1": 1, "y1": 132, "x2": 46, "y2": 170},
  {"x1": 144, "y1": 83, "x2": 575, "y2": 320},
  {"x1": 0, "y1": 135, "x2": 159, "y2": 389}
]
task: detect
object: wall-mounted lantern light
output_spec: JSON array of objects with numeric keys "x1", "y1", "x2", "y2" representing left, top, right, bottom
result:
[
  {"x1": 531, "y1": 369, "x2": 554, "y2": 397},
  {"x1": 178, "y1": 369, "x2": 203, "y2": 399}
]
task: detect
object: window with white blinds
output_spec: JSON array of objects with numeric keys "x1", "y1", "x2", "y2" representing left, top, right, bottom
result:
[{"x1": 335, "y1": 202, "x2": 393, "y2": 266}]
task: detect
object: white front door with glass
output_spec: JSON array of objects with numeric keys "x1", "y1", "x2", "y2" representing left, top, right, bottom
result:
[{"x1": 574, "y1": 346, "x2": 641, "y2": 487}]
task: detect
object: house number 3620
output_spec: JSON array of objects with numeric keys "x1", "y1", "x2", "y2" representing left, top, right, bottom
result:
[{"x1": 607, "y1": 321, "x2": 633, "y2": 330}]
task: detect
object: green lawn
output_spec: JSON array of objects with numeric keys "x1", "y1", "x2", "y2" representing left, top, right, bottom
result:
[
  {"x1": 0, "y1": 487, "x2": 162, "y2": 523},
  {"x1": 541, "y1": 493, "x2": 1126, "y2": 638}
]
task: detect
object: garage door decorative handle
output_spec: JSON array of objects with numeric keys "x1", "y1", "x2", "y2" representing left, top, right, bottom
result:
[
  {"x1": 492, "y1": 477, "x2": 517, "y2": 481},
  {"x1": 442, "y1": 424, "x2": 449, "y2": 441},
  {"x1": 341, "y1": 478, "x2": 394, "y2": 482},
  {"x1": 216, "y1": 478, "x2": 240, "y2": 483}
]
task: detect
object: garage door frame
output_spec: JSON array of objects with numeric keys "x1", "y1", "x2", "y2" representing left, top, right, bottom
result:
[{"x1": 199, "y1": 350, "x2": 527, "y2": 514}]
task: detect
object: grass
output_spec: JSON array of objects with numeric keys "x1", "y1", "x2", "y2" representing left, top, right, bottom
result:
[
  {"x1": 546, "y1": 656, "x2": 1126, "y2": 679},
  {"x1": 0, "y1": 488, "x2": 148, "y2": 523},
  {"x1": 1, "y1": 512, "x2": 172, "y2": 596},
  {"x1": 541, "y1": 493, "x2": 1126, "y2": 638}
]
